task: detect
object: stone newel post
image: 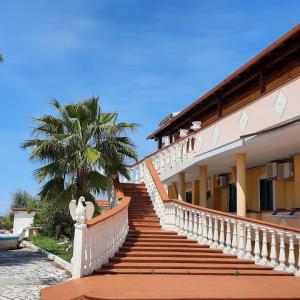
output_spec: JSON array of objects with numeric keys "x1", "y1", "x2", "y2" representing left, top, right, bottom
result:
[
  {"x1": 72, "y1": 224, "x2": 87, "y2": 278},
  {"x1": 69, "y1": 196, "x2": 94, "y2": 278}
]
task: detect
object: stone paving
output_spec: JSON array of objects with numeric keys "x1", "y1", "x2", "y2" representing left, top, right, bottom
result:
[{"x1": 0, "y1": 246, "x2": 70, "y2": 300}]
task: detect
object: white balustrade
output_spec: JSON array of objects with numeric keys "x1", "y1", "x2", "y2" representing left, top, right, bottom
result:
[
  {"x1": 128, "y1": 159, "x2": 300, "y2": 277},
  {"x1": 71, "y1": 199, "x2": 129, "y2": 278}
]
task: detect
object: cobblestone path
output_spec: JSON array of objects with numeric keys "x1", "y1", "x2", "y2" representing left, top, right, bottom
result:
[{"x1": 0, "y1": 246, "x2": 70, "y2": 300}]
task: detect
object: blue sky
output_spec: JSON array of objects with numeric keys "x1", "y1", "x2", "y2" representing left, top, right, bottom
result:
[{"x1": 0, "y1": 1, "x2": 299, "y2": 215}]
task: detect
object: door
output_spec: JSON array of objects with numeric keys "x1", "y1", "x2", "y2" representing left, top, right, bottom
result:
[
  {"x1": 228, "y1": 183, "x2": 237, "y2": 213},
  {"x1": 260, "y1": 179, "x2": 274, "y2": 211},
  {"x1": 185, "y1": 191, "x2": 192, "y2": 204}
]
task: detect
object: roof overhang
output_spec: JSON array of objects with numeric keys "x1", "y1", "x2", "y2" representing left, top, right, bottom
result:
[{"x1": 148, "y1": 24, "x2": 300, "y2": 140}]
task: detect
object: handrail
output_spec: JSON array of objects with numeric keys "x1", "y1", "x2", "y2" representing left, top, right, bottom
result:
[
  {"x1": 143, "y1": 159, "x2": 300, "y2": 274},
  {"x1": 72, "y1": 178, "x2": 130, "y2": 278},
  {"x1": 87, "y1": 196, "x2": 130, "y2": 227},
  {"x1": 145, "y1": 159, "x2": 169, "y2": 201},
  {"x1": 146, "y1": 157, "x2": 300, "y2": 234},
  {"x1": 169, "y1": 198, "x2": 300, "y2": 235}
]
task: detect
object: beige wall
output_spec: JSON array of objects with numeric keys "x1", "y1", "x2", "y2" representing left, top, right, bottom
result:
[
  {"x1": 209, "y1": 164, "x2": 297, "y2": 213},
  {"x1": 170, "y1": 156, "x2": 300, "y2": 212}
]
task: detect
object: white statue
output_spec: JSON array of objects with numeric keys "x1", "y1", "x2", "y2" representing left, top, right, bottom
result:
[{"x1": 69, "y1": 196, "x2": 95, "y2": 225}]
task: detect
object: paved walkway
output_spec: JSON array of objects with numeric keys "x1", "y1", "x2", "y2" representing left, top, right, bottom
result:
[{"x1": 0, "y1": 246, "x2": 70, "y2": 300}]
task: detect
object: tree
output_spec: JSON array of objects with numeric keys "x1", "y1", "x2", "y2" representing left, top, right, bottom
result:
[
  {"x1": 33, "y1": 199, "x2": 74, "y2": 239},
  {"x1": 21, "y1": 97, "x2": 138, "y2": 205},
  {"x1": 0, "y1": 54, "x2": 3, "y2": 62},
  {"x1": 10, "y1": 190, "x2": 38, "y2": 209}
]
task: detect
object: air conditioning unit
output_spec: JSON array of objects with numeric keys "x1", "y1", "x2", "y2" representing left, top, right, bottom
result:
[
  {"x1": 266, "y1": 163, "x2": 277, "y2": 178},
  {"x1": 207, "y1": 179, "x2": 211, "y2": 191},
  {"x1": 278, "y1": 162, "x2": 294, "y2": 179},
  {"x1": 217, "y1": 175, "x2": 228, "y2": 188}
]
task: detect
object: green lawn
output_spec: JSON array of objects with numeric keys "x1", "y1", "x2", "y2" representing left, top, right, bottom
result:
[{"x1": 28, "y1": 236, "x2": 73, "y2": 262}]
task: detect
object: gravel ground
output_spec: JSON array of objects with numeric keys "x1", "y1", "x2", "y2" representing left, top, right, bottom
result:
[{"x1": 0, "y1": 246, "x2": 70, "y2": 300}]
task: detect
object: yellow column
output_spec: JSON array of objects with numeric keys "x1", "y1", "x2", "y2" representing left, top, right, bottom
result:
[
  {"x1": 192, "y1": 180, "x2": 200, "y2": 205},
  {"x1": 236, "y1": 153, "x2": 247, "y2": 217},
  {"x1": 171, "y1": 182, "x2": 178, "y2": 199},
  {"x1": 231, "y1": 166, "x2": 237, "y2": 182},
  {"x1": 178, "y1": 172, "x2": 185, "y2": 201},
  {"x1": 294, "y1": 154, "x2": 300, "y2": 208},
  {"x1": 199, "y1": 165, "x2": 207, "y2": 207}
]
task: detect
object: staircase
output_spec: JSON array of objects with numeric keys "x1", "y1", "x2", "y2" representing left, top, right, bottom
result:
[{"x1": 96, "y1": 183, "x2": 292, "y2": 276}]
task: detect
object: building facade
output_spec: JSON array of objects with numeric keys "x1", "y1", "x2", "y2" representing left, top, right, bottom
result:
[{"x1": 145, "y1": 24, "x2": 300, "y2": 228}]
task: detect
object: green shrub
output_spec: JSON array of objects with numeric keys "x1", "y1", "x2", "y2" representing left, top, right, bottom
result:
[
  {"x1": 0, "y1": 215, "x2": 13, "y2": 230},
  {"x1": 33, "y1": 199, "x2": 75, "y2": 239},
  {"x1": 29, "y1": 235, "x2": 73, "y2": 262}
]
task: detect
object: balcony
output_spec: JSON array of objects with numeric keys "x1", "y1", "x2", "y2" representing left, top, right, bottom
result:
[{"x1": 131, "y1": 75, "x2": 300, "y2": 182}]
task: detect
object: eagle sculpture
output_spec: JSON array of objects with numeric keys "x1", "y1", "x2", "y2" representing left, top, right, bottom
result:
[{"x1": 69, "y1": 196, "x2": 95, "y2": 225}]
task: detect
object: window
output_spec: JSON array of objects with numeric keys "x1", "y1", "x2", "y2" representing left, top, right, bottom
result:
[
  {"x1": 260, "y1": 179, "x2": 274, "y2": 211},
  {"x1": 228, "y1": 183, "x2": 237, "y2": 213},
  {"x1": 185, "y1": 191, "x2": 192, "y2": 204}
]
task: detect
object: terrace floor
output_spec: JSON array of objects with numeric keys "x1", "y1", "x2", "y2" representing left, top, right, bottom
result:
[{"x1": 42, "y1": 273, "x2": 300, "y2": 300}]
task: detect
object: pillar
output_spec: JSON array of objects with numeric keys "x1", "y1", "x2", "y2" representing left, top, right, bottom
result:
[
  {"x1": 236, "y1": 153, "x2": 247, "y2": 217},
  {"x1": 72, "y1": 224, "x2": 87, "y2": 278},
  {"x1": 192, "y1": 180, "x2": 200, "y2": 205},
  {"x1": 178, "y1": 172, "x2": 185, "y2": 201},
  {"x1": 294, "y1": 154, "x2": 300, "y2": 208},
  {"x1": 168, "y1": 182, "x2": 178, "y2": 199},
  {"x1": 199, "y1": 165, "x2": 207, "y2": 207},
  {"x1": 231, "y1": 166, "x2": 237, "y2": 182}
]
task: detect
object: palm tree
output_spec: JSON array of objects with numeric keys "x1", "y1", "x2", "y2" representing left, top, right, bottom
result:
[{"x1": 21, "y1": 97, "x2": 138, "y2": 204}]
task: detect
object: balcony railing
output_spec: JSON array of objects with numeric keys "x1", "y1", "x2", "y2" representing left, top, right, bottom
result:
[{"x1": 130, "y1": 76, "x2": 300, "y2": 180}]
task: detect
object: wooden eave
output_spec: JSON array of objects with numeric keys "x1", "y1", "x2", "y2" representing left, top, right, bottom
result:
[{"x1": 147, "y1": 24, "x2": 300, "y2": 140}]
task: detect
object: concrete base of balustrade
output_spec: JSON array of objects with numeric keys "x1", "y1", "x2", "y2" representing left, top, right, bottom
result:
[{"x1": 41, "y1": 274, "x2": 300, "y2": 300}]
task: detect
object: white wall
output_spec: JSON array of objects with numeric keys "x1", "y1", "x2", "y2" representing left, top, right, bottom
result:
[{"x1": 13, "y1": 211, "x2": 36, "y2": 237}]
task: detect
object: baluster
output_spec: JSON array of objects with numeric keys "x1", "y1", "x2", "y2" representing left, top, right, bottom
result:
[
  {"x1": 183, "y1": 208, "x2": 189, "y2": 236},
  {"x1": 212, "y1": 216, "x2": 219, "y2": 249},
  {"x1": 197, "y1": 212, "x2": 203, "y2": 243},
  {"x1": 171, "y1": 203, "x2": 176, "y2": 230},
  {"x1": 295, "y1": 235, "x2": 300, "y2": 276},
  {"x1": 244, "y1": 224, "x2": 253, "y2": 259},
  {"x1": 188, "y1": 209, "x2": 194, "y2": 239},
  {"x1": 224, "y1": 218, "x2": 232, "y2": 253},
  {"x1": 259, "y1": 228, "x2": 269, "y2": 265},
  {"x1": 192, "y1": 210, "x2": 198, "y2": 240},
  {"x1": 269, "y1": 230, "x2": 278, "y2": 267},
  {"x1": 237, "y1": 222, "x2": 246, "y2": 259},
  {"x1": 218, "y1": 217, "x2": 225, "y2": 250},
  {"x1": 201, "y1": 213, "x2": 208, "y2": 244},
  {"x1": 207, "y1": 214, "x2": 213, "y2": 246},
  {"x1": 275, "y1": 232, "x2": 286, "y2": 272},
  {"x1": 253, "y1": 226, "x2": 261, "y2": 263},
  {"x1": 287, "y1": 234, "x2": 296, "y2": 273},
  {"x1": 175, "y1": 205, "x2": 180, "y2": 231},
  {"x1": 179, "y1": 206, "x2": 185, "y2": 235},
  {"x1": 230, "y1": 220, "x2": 238, "y2": 255}
]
